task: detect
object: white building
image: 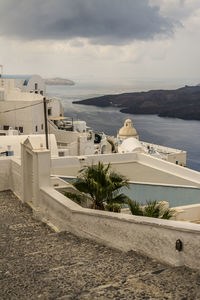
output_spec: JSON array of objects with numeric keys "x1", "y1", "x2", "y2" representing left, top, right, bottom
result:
[
  {"x1": 0, "y1": 73, "x2": 112, "y2": 157},
  {"x1": 0, "y1": 70, "x2": 187, "y2": 165},
  {"x1": 0, "y1": 74, "x2": 46, "y2": 96},
  {"x1": 0, "y1": 134, "x2": 58, "y2": 158},
  {"x1": 117, "y1": 119, "x2": 139, "y2": 140},
  {"x1": 117, "y1": 118, "x2": 186, "y2": 167}
]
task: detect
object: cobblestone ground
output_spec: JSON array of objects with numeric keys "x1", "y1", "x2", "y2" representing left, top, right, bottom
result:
[{"x1": 0, "y1": 190, "x2": 200, "y2": 300}]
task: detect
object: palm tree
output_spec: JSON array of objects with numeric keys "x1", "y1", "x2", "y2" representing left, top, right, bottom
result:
[
  {"x1": 73, "y1": 161, "x2": 129, "y2": 211},
  {"x1": 128, "y1": 199, "x2": 175, "y2": 220}
]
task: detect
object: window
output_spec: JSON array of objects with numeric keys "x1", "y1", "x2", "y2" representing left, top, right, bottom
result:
[
  {"x1": 48, "y1": 108, "x2": 52, "y2": 116},
  {"x1": 3, "y1": 125, "x2": 9, "y2": 130},
  {"x1": 176, "y1": 161, "x2": 178, "y2": 165},
  {"x1": 35, "y1": 91, "x2": 38, "y2": 94},
  {"x1": 41, "y1": 124, "x2": 43, "y2": 130},
  {"x1": 40, "y1": 90, "x2": 43, "y2": 95},
  {"x1": 19, "y1": 127, "x2": 23, "y2": 133},
  {"x1": 35, "y1": 83, "x2": 38, "y2": 90},
  {"x1": 35, "y1": 125, "x2": 38, "y2": 132},
  {"x1": 59, "y1": 151, "x2": 65, "y2": 157}
]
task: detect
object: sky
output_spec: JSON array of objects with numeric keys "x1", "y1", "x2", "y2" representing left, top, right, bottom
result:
[{"x1": 0, "y1": 0, "x2": 200, "y2": 86}]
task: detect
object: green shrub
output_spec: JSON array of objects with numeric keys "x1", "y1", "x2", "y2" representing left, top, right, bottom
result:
[{"x1": 128, "y1": 199, "x2": 175, "y2": 220}]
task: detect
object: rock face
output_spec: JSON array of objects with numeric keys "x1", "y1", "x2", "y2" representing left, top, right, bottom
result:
[
  {"x1": 75, "y1": 85, "x2": 200, "y2": 120},
  {"x1": 45, "y1": 77, "x2": 75, "y2": 85}
]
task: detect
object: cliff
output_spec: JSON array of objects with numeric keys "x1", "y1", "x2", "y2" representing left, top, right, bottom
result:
[{"x1": 74, "y1": 85, "x2": 200, "y2": 120}]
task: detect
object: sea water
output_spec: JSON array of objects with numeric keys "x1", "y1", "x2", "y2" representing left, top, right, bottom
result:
[{"x1": 46, "y1": 81, "x2": 200, "y2": 172}]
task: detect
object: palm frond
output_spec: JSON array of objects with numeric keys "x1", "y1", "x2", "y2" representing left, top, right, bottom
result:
[
  {"x1": 73, "y1": 178, "x2": 90, "y2": 194},
  {"x1": 161, "y1": 208, "x2": 176, "y2": 219},
  {"x1": 72, "y1": 161, "x2": 131, "y2": 211},
  {"x1": 64, "y1": 191, "x2": 83, "y2": 205},
  {"x1": 109, "y1": 193, "x2": 129, "y2": 205},
  {"x1": 128, "y1": 199, "x2": 143, "y2": 216},
  {"x1": 143, "y1": 200, "x2": 160, "y2": 218}
]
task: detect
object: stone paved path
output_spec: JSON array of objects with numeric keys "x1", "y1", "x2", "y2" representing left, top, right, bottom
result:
[{"x1": 0, "y1": 190, "x2": 200, "y2": 300}]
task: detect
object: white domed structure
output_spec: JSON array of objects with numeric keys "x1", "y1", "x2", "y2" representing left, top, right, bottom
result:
[
  {"x1": 118, "y1": 137, "x2": 143, "y2": 154},
  {"x1": 117, "y1": 119, "x2": 139, "y2": 140}
]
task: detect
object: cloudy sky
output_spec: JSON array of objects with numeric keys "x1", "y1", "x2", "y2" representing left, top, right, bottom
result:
[{"x1": 0, "y1": 0, "x2": 200, "y2": 86}]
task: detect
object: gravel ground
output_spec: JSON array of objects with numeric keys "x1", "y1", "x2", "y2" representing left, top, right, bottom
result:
[{"x1": 0, "y1": 190, "x2": 200, "y2": 300}]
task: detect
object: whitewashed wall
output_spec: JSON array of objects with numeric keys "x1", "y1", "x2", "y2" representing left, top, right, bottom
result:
[
  {"x1": 0, "y1": 100, "x2": 44, "y2": 134},
  {"x1": 10, "y1": 159, "x2": 22, "y2": 200},
  {"x1": 137, "y1": 153, "x2": 200, "y2": 186},
  {"x1": 174, "y1": 204, "x2": 200, "y2": 222},
  {"x1": 167, "y1": 151, "x2": 186, "y2": 167},
  {"x1": 49, "y1": 122, "x2": 80, "y2": 146},
  {"x1": 39, "y1": 186, "x2": 200, "y2": 270},
  {"x1": 51, "y1": 152, "x2": 200, "y2": 187},
  {"x1": 47, "y1": 98, "x2": 62, "y2": 118},
  {"x1": 51, "y1": 152, "x2": 138, "y2": 176},
  {"x1": 0, "y1": 158, "x2": 11, "y2": 191}
]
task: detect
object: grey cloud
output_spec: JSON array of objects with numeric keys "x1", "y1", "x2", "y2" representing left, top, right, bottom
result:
[{"x1": 0, "y1": 0, "x2": 174, "y2": 45}]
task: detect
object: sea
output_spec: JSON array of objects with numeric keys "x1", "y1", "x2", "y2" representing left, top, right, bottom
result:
[{"x1": 46, "y1": 80, "x2": 200, "y2": 172}]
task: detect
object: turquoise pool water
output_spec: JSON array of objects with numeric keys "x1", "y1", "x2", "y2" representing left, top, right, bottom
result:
[{"x1": 60, "y1": 177, "x2": 200, "y2": 208}]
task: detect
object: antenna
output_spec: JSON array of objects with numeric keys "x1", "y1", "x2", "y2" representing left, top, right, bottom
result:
[{"x1": 0, "y1": 65, "x2": 3, "y2": 78}]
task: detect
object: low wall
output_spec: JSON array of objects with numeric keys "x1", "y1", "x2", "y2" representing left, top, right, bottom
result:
[
  {"x1": 10, "y1": 159, "x2": 22, "y2": 200},
  {"x1": 0, "y1": 158, "x2": 11, "y2": 191},
  {"x1": 51, "y1": 152, "x2": 200, "y2": 187},
  {"x1": 174, "y1": 204, "x2": 200, "y2": 222},
  {"x1": 39, "y1": 186, "x2": 200, "y2": 270},
  {"x1": 137, "y1": 153, "x2": 200, "y2": 187},
  {"x1": 52, "y1": 152, "x2": 137, "y2": 167},
  {"x1": 51, "y1": 152, "x2": 138, "y2": 176},
  {"x1": 49, "y1": 122, "x2": 79, "y2": 144}
]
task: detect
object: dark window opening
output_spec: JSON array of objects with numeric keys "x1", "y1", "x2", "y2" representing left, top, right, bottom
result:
[
  {"x1": 59, "y1": 152, "x2": 65, "y2": 157},
  {"x1": 35, "y1": 91, "x2": 38, "y2": 94},
  {"x1": 176, "y1": 161, "x2": 178, "y2": 164},
  {"x1": 19, "y1": 126, "x2": 23, "y2": 133},
  {"x1": 41, "y1": 124, "x2": 43, "y2": 130},
  {"x1": 35, "y1": 83, "x2": 38, "y2": 90},
  {"x1": 35, "y1": 125, "x2": 38, "y2": 132},
  {"x1": 48, "y1": 108, "x2": 52, "y2": 116},
  {"x1": 40, "y1": 90, "x2": 43, "y2": 95},
  {"x1": 3, "y1": 125, "x2": 9, "y2": 130}
]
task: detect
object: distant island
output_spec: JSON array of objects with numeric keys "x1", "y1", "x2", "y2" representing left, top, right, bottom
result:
[
  {"x1": 74, "y1": 85, "x2": 200, "y2": 121},
  {"x1": 45, "y1": 77, "x2": 75, "y2": 86}
]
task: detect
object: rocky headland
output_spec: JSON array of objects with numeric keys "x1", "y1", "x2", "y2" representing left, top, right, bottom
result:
[
  {"x1": 74, "y1": 85, "x2": 200, "y2": 120},
  {"x1": 45, "y1": 77, "x2": 75, "y2": 86}
]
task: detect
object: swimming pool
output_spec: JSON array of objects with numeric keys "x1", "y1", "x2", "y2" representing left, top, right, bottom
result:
[{"x1": 59, "y1": 177, "x2": 200, "y2": 208}]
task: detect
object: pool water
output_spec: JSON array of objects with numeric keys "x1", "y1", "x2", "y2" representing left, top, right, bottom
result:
[{"x1": 60, "y1": 177, "x2": 200, "y2": 208}]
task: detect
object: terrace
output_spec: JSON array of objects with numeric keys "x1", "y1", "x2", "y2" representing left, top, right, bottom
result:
[{"x1": 1, "y1": 190, "x2": 200, "y2": 299}]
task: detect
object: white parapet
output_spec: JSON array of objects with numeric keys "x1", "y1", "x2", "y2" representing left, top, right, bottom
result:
[{"x1": 39, "y1": 185, "x2": 200, "y2": 270}]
